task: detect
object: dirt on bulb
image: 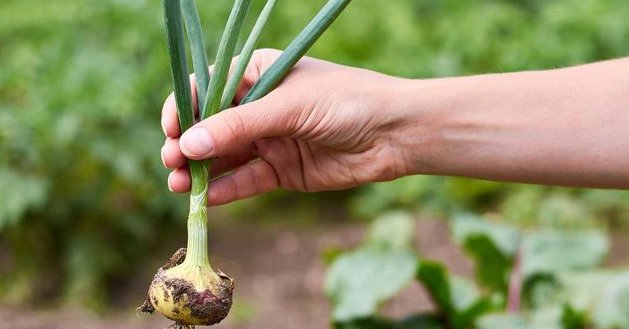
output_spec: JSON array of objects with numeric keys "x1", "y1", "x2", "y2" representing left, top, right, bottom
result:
[{"x1": 139, "y1": 248, "x2": 234, "y2": 327}]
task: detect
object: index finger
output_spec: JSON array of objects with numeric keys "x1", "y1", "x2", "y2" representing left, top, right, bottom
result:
[
  {"x1": 161, "y1": 93, "x2": 180, "y2": 138},
  {"x1": 161, "y1": 51, "x2": 275, "y2": 138},
  {"x1": 161, "y1": 75, "x2": 198, "y2": 138}
]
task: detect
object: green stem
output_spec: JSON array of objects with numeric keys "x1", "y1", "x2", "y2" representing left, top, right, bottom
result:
[
  {"x1": 182, "y1": 0, "x2": 211, "y2": 115},
  {"x1": 163, "y1": 0, "x2": 194, "y2": 130},
  {"x1": 201, "y1": 0, "x2": 252, "y2": 119},
  {"x1": 240, "y1": 0, "x2": 351, "y2": 105},
  {"x1": 183, "y1": 161, "x2": 210, "y2": 267},
  {"x1": 185, "y1": 0, "x2": 252, "y2": 267},
  {"x1": 163, "y1": 0, "x2": 211, "y2": 268},
  {"x1": 220, "y1": 0, "x2": 276, "y2": 110}
]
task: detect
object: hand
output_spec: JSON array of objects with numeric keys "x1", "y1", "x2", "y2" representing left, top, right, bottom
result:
[{"x1": 161, "y1": 49, "x2": 410, "y2": 205}]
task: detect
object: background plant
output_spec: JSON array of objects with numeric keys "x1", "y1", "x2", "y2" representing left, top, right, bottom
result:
[
  {"x1": 325, "y1": 211, "x2": 624, "y2": 329},
  {"x1": 1, "y1": 0, "x2": 628, "y2": 315}
]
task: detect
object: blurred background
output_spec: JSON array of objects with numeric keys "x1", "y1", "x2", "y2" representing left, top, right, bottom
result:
[{"x1": 1, "y1": 0, "x2": 628, "y2": 328}]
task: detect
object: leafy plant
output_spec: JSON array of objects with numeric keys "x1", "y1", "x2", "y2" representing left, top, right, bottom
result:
[{"x1": 325, "y1": 212, "x2": 627, "y2": 329}]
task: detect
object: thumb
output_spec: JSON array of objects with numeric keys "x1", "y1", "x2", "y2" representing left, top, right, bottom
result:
[{"x1": 179, "y1": 93, "x2": 296, "y2": 159}]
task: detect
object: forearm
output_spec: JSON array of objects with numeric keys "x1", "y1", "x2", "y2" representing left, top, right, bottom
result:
[{"x1": 392, "y1": 58, "x2": 629, "y2": 188}]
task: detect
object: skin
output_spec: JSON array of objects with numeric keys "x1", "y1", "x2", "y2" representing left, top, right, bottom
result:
[{"x1": 161, "y1": 49, "x2": 629, "y2": 205}]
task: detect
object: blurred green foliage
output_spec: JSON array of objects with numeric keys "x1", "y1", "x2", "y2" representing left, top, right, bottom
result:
[
  {"x1": 328, "y1": 212, "x2": 625, "y2": 329},
  {"x1": 1, "y1": 0, "x2": 628, "y2": 309}
]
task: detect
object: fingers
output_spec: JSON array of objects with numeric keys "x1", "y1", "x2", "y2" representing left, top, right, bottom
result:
[
  {"x1": 166, "y1": 158, "x2": 280, "y2": 204},
  {"x1": 161, "y1": 93, "x2": 181, "y2": 138},
  {"x1": 162, "y1": 52, "x2": 268, "y2": 138},
  {"x1": 162, "y1": 75, "x2": 198, "y2": 138},
  {"x1": 168, "y1": 167, "x2": 191, "y2": 193},
  {"x1": 164, "y1": 141, "x2": 257, "y2": 191},
  {"x1": 162, "y1": 138, "x2": 186, "y2": 169},
  {"x1": 210, "y1": 144, "x2": 258, "y2": 177},
  {"x1": 179, "y1": 93, "x2": 296, "y2": 160},
  {"x1": 208, "y1": 159, "x2": 279, "y2": 206}
]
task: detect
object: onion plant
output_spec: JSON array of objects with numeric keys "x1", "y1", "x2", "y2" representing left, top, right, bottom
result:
[{"x1": 138, "y1": 0, "x2": 351, "y2": 327}]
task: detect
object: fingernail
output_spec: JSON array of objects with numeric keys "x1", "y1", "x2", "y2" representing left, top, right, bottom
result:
[
  {"x1": 161, "y1": 115, "x2": 168, "y2": 135},
  {"x1": 160, "y1": 145, "x2": 166, "y2": 167},
  {"x1": 167, "y1": 172, "x2": 174, "y2": 192},
  {"x1": 180, "y1": 128, "x2": 214, "y2": 157}
]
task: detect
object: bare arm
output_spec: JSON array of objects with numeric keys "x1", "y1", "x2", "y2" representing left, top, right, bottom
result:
[
  {"x1": 394, "y1": 58, "x2": 629, "y2": 188},
  {"x1": 161, "y1": 51, "x2": 629, "y2": 205}
]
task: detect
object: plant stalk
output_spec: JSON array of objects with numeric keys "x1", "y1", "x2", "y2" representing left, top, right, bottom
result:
[
  {"x1": 201, "y1": 0, "x2": 252, "y2": 119},
  {"x1": 164, "y1": 0, "x2": 212, "y2": 268},
  {"x1": 221, "y1": 0, "x2": 276, "y2": 110},
  {"x1": 240, "y1": 0, "x2": 351, "y2": 105},
  {"x1": 182, "y1": 0, "x2": 211, "y2": 115},
  {"x1": 185, "y1": 161, "x2": 210, "y2": 267}
]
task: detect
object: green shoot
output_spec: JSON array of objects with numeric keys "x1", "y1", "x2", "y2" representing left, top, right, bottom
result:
[
  {"x1": 182, "y1": 0, "x2": 210, "y2": 116},
  {"x1": 201, "y1": 0, "x2": 252, "y2": 119},
  {"x1": 220, "y1": 0, "x2": 276, "y2": 110},
  {"x1": 163, "y1": 0, "x2": 194, "y2": 131},
  {"x1": 240, "y1": 0, "x2": 352, "y2": 105}
]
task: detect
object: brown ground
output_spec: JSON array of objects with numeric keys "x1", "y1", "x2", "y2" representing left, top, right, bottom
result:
[{"x1": 1, "y1": 217, "x2": 627, "y2": 329}]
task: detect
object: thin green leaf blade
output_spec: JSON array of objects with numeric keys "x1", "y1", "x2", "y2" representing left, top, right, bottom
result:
[
  {"x1": 163, "y1": 0, "x2": 194, "y2": 131},
  {"x1": 220, "y1": 0, "x2": 276, "y2": 110},
  {"x1": 182, "y1": 0, "x2": 210, "y2": 114},
  {"x1": 201, "y1": 0, "x2": 251, "y2": 119},
  {"x1": 164, "y1": 0, "x2": 208, "y2": 198},
  {"x1": 240, "y1": 0, "x2": 352, "y2": 105}
]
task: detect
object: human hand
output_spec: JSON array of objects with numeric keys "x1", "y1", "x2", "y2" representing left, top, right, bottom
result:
[{"x1": 160, "y1": 49, "x2": 411, "y2": 205}]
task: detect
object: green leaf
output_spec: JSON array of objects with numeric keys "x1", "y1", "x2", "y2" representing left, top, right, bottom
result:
[
  {"x1": 334, "y1": 314, "x2": 445, "y2": 329},
  {"x1": 417, "y1": 261, "x2": 454, "y2": 315},
  {"x1": 163, "y1": 0, "x2": 194, "y2": 132},
  {"x1": 397, "y1": 314, "x2": 446, "y2": 329},
  {"x1": 561, "y1": 304, "x2": 587, "y2": 329},
  {"x1": 543, "y1": 270, "x2": 629, "y2": 328},
  {"x1": 201, "y1": 0, "x2": 251, "y2": 119},
  {"x1": 477, "y1": 313, "x2": 528, "y2": 329},
  {"x1": 0, "y1": 170, "x2": 48, "y2": 230},
  {"x1": 241, "y1": 0, "x2": 352, "y2": 104},
  {"x1": 590, "y1": 272, "x2": 629, "y2": 329},
  {"x1": 521, "y1": 229, "x2": 608, "y2": 279},
  {"x1": 552, "y1": 270, "x2": 617, "y2": 311},
  {"x1": 181, "y1": 0, "x2": 210, "y2": 114},
  {"x1": 220, "y1": 0, "x2": 276, "y2": 109},
  {"x1": 524, "y1": 274, "x2": 562, "y2": 309},
  {"x1": 452, "y1": 214, "x2": 520, "y2": 256},
  {"x1": 335, "y1": 317, "x2": 393, "y2": 329},
  {"x1": 416, "y1": 260, "x2": 494, "y2": 329},
  {"x1": 451, "y1": 214, "x2": 519, "y2": 293},
  {"x1": 477, "y1": 309, "x2": 565, "y2": 329},
  {"x1": 365, "y1": 211, "x2": 415, "y2": 250},
  {"x1": 325, "y1": 247, "x2": 418, "y2": 321}
]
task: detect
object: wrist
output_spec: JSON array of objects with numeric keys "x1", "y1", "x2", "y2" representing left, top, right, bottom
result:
[{"x1": 382, "y1": 77, "x2": 447, "y2": 178}]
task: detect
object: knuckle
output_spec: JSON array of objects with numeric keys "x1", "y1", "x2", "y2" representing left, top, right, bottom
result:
[
  {"x1": 253, "y1": 48, "x2": 280, "y2": 58},
  {"x1": 221, "y1": 108, "x2": 248, "y2": 142},
  {"x1": 225, "y1": 175, "x2": 240, "y2": 200}
]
